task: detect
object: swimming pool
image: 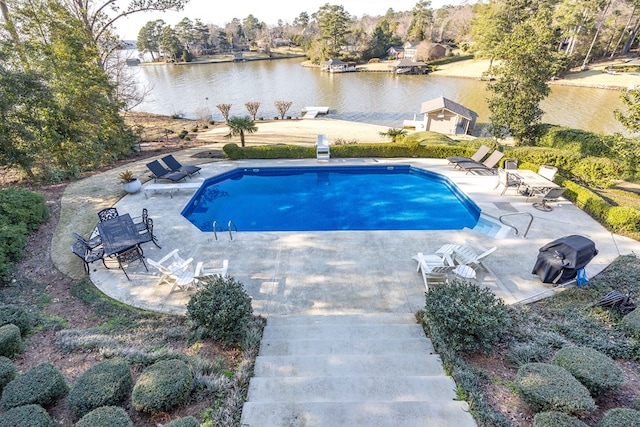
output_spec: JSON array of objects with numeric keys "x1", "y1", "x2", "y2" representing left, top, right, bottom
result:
[{"x1": 182, "y1": 165, "x2": 482, "y2": 232}]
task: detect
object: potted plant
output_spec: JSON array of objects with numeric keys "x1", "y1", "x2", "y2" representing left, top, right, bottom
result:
[{"x1": 119, "y1": 170, "x2": 142, "y2": 194}]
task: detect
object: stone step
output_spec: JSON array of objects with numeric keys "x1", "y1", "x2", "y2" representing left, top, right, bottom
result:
[
  {"x1": 240, "y1": 401, "x2": 477, "y2": 427},
  {"x1": 259, "y1": 337, "x2": 434, "y2": 356},
  {"x1": 246, "y1": 375, "x2": 459, "y2": 402},
  {"x1": 262, "y1": 323, "x2": 426, "y2": 341},
  {"x1": 265, "y1": 313, "x2": 418, "y2": 326},
  {"x1": 253, "y1": 354, "x2": 446, "y2": 377}
]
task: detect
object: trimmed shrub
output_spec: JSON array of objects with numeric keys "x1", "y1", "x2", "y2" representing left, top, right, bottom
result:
[
  {"x1": 551, "y1": 347, "x2": 623, "y2": 396},
  {"x1": 505, "y1": 147, "x2": 581, "y2": 172},
  {"x1": 533, "y1": 411, "x2": 588, "y2": 427},
  {"x1": 423, "y1": 281, "x2": 511, "y2": 353},
  {"x1": 0, "y1": 404, "x2": 53, "y2": 427},
  {"x1": 0, "y1": 324, "x2": 23, "y2": 358},
  {"x1": 74, "y1": 406, "x2": 133, "y2": 427},
  {"x1": 562, "y1": 180, "x2": 610, "y2": 221},
  {"x1": 598, "y1": 407, "x2": 640, "y2": 427},
  {"x1": 0, "y1": 363, "x2": 67, "y2": 410},
  {"x1": 0, "y1": 304, "x2": 32, "y2": 335},
  {"x1": 131, "y1": 359, "x2": 193, "y2": 414},
  {"x1": 515, "y1": 363, "x2": 596, "y2": 418},
  {"x1": 67, "y1": 358, "x2": 133, "y2": 418},
  {"x1": 0, "y1": 356, "x2": 16, "y2": 391},
  {"x1": 620, "y1": 308, "x2": 640, "y2": 337},
  {"x1": 187, "y1": 275, "x2": 254, "y2": 345},
  {"x1": 0, "y1": 188, "x2": 50, "y2": 231},
  {"x1": 537, "y1": 126, "x2": 610, "y2": 157},
  {"x1": 606, "y1": 207, "x2": 640, "y2": 233},
  {"x1": 571, "y1": 157, "x2": 621, "y2": 188},
  {"x1": 164, "y1": 416, "x2": 200, "y2": 427}
]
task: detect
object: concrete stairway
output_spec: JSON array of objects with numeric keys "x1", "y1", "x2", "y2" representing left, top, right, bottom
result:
[{"x1": 240, "y1": 313, "x2": 477, "y2": 427}]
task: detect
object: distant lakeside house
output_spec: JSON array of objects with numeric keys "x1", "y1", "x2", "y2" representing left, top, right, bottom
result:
[
  {"x1": 321, "y1": 58, "x2": 357, "y2": 73},
  {"x1": 403, "y1": 96, "x2": 478, "y2": 135}
]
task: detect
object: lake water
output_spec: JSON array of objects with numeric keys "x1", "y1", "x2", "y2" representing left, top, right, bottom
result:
[{"x1": 132, "y1": 57, "x2": 627, "y2": 135}]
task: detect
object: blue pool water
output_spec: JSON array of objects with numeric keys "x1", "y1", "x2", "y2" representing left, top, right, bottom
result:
[{"x1": 182, "y1": 165, "x2": 481, "y2": 232}]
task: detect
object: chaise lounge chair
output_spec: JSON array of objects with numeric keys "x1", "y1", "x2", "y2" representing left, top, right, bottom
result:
[
  {"x1": 161, "y1": 154, "x2": 201, "y2": 177},
  {"x1": 447, "y1": 144, "x2": 490, "y2": 167},
  {"x1": 455, "y1": 150, "x2": 504, "y2": 175},
  {"x1": 435, "y1": 239, "x2": 497, "y2": 275},
  {"x1": 146, "y1": 160, "x2": 188, "y2": 183}
]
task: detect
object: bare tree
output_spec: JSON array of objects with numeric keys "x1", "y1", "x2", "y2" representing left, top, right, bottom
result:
[
  {"x1": 245, "y1": 101, "x2": 261, "y2": 120},
  {"x1": 274, "y1": 101, "x2": 293, "y2": 119},
  {"x1": 216, "y1": 103, "x2": 232, "y2": 122}
]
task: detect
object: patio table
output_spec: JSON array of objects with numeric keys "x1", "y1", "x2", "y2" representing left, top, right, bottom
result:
[
  {"x1": 97, "y1": 214, "x2": 144, "y2": 256},
  {"x1": 511, "y1": 169, "x2": 559, "y2": 199}
]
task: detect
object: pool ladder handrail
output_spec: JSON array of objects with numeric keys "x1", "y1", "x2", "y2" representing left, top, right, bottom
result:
[
  {"x1": 498, "y1": 212, "x2": 533, "y2": 238},
  {"x1": 212, "y1": 220, "x2": 237, "y2": 240}
]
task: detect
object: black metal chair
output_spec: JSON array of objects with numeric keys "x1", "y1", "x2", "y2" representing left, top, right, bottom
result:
[
  {"x1": 115, "y1": 246, "x2": 148, "y2": 280},
  {"x1": 72, "y1": 232, "x2": 102, "y2": 249},
  {"x1": 134, "y1": 208, "x2": 149, "y2": 233},
  {"x1": 139, "y1": 217, "x2": 161, "y2": 249},
  {"x1": 161, "y1": 154, "x2": 201, "y2": 176},
  {"x1": 97, "y1": 207, "x2": 119, "y2": 222},
  {"x1": 533, "y1": 187, "x2": 567, "y2": 212},
  {"x1": 71, "y1": 239, "x2": 107, "y2": 274}
]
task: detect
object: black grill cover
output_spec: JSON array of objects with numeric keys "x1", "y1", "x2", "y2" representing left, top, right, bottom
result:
[{"x1": 532, "y1": 235, "x2": 598, "y2": 284}]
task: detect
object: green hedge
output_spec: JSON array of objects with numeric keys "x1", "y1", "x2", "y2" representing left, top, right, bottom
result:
[
  {"x1": 533, "y1": 411, "x2": 588, "y2": 427},
  {"x1": 67, "y1": 358, "x2": 133, "y2": 418},
  {"x1": 515, "y1": 363, "x2": 596, "y2": 418},
  {"x1": 620, "y1": 308, "x2": 640, "y2": 338},
  {"x1": 0, "y1": 324, "x2": 23, "y2": 358},
  {"x1": 164, "y1": 416, "x2": 200, "y2": 427},
  {"x1": 0, "y1": 404, "x2": 53, "y2": 427},
  {"x1": 551, "y1": 347, "x2": 623, "y2": 396},
  {"x1": 537, "y1": 126, "x2": 611, "y2": 157},
  {"x1": 131, "y1": 359, "x2": 193, "y2": 414},
  {"x1": 74, "y1": 406, "x2": 133, "y2": 427},
  {"x1": 0, "y1": 363, "x2": 67, "y2": 410},
  {"x1": 0, "y1": 304, "x2": 32, "y2": 335},
  {"x1": 0, "y1": 188, "x2": 49, "y2": 282},
  {"x1": 0, "y1": 356, "x2": 16, "y2": 391},
  {"x1": 598, "y1": 408, "x2": 640, "y2": 427}
]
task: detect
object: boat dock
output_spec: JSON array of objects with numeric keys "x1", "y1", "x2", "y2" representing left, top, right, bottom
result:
[{"x1": 302, "y1": 106, "x2": 330, "y2": 119}]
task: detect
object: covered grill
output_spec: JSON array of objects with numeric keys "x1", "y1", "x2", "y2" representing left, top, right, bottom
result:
[{"x1": 532, "y1": 235, "x2": 598, "y2": 284}]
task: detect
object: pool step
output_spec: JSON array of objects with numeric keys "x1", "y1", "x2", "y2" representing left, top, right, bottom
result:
[{"x1": 241, "y1": 313, "x2": 477, "y2": 427}]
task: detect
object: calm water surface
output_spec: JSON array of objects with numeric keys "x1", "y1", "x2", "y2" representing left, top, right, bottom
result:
[{"x1": 132, "y1": 58, "x2": 627, "y2": 134}]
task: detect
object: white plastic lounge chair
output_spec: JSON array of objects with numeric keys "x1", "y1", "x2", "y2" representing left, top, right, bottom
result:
[
  {"x1": 447, "y1": 144, "x2": 490, "y2": 166},
  {"x1": 147, "y1": 249, "x2": 196, "y2": 292},
  {"x1": 195, "y1": 259, "x2": 229, "y2": 279},
  {"x1": 412, "y1": 253, "x2": 454, "y2": 291},
  {"x1": 451, "y1": 240, "x2": 497, "y2": 273},
  {"x1": 316, "y1": 134, "x2": 330, "y2": 161},
  {"x1": 456, "y1": 150, "x2": 504, "y2": 175}
]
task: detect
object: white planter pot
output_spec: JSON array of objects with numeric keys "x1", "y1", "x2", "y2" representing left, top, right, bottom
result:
[{"x1": 123, "y1": 178, "x2": 142, "y2": 194}]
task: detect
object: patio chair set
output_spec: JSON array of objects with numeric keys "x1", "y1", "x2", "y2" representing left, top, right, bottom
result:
[
  {"x1": 71, "y1": 207, "x2": 160, "y2": 280},
  {"x1": 147, "y1": 249, "x2": 229, "y2": 293},
  {"x1": 412, "y1": 238, "x2": 498, "y2": 292},
  {"x1": 146, "y1": 154, "x2": 201, "y2": 183},
  {"x1": 451, "y1": 145, "x2": 567, "y2": 211}
]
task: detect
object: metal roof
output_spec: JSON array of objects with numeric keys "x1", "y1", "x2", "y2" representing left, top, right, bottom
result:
[{"x1": 420, "y1": 96, "x2": 478, "y2": 120}]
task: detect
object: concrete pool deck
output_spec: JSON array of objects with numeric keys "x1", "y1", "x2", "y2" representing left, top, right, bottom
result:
[{"x1": 63, "y1": 157, "x2": 640, "y2": 316}]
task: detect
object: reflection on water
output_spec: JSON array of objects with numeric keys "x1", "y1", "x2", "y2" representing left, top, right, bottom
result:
[{"x1": 133, "y1": 58, "x2": 626, "y2": 134}]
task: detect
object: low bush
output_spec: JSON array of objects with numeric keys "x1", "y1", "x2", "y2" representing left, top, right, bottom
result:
[
  {"x1": 0, "y1": 188, "x2": 50, "y2": 231},
  {"x1": 0, "y1": 324, "x2": 23, "y2": 358},
  {"x1": 0, "y1": 363, "x2": 67, "y2": 410},
  {"x1": 164, "y1": 416, "x2": 200, "y2": 427},
  {"x1": 551, "y1": 346, "x2": 623, "y2": 396},
  {"x1": 598, "y1": 407, "x2": 640, "y2": 426},
  {"x1": 537, "y1": 126, "x2": 611, "y2": 157},
  {"x1": 67, "y1": 358, "x2": 133, "y2": 418},
  {"x1": 619, "y1": 308, "x2": 640, "y2": 337},
  {"x1": 74, "y1": 406, "x2": 133, "y2": 427},
  {"x1": 131, "y1": 359, "x2": 193, "y2": 414},
  {"x1": 571, "y1": 157, "x2": 621, "y2": 188},
  {"x1": 515, "y1": 363, "x2": 596, "y2": 418},
  {"x1": 0, "y1": 304, "x2": 32, "y2": 335},
  {"x1": 0, "y1": 356, "x2": 16, "y2": 391},
  {"x1": 423, "y1": 281, "x2": 511, "y2": 353},
  {"x1": 0, "y1": 404, "x2": 53, "y2": 427},
  {"x1": 187, "y1": 275, "x2": 254, "y2": 345},
  {"x1": 533, "y1": 411, "x2": 588, "y2": 427},
  {"x1": 606, "y1": 207, "x2": 640, "y2": 233},
  {"x1": 505, "y1": 147, "x2": 581, "y2": 173}
]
